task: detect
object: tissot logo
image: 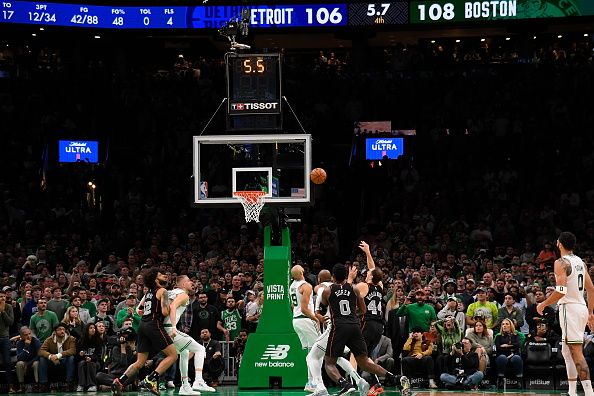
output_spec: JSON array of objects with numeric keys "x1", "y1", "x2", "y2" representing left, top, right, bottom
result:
[
  {"x1": 231, "y1": 102, "x2": 279, "y2": 111},
  {"x1": 261, "y1": 344, "x2": 290, "y2": 360}
]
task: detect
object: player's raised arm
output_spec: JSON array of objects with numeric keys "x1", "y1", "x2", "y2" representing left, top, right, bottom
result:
[
  {"x1": 353, "y1": 281, "x2": 367, "y2": 315},
  {"x1": 136, "y1": 295, "x2": 146, "y2": 316},
  {"x1": 537, "y1": 258, "x2": 569, "y2": 315},
  {"x1": 158, "y1": 288, "x2": 170, "y2": 317},
  {"x1": 359, "y1": 241, "x2": 376, "y2": 271}
]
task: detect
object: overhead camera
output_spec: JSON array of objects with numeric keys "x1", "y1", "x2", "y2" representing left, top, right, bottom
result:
[{"x1": 218, "y1": 8, "x2": 251, "y2": 51}]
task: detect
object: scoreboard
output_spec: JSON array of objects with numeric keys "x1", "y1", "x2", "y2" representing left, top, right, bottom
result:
[
  {"x1": 0, "y1": 2, "x2": 408, "y2": 29},
  {"x1": 0, "y1": 0, "x2": 592, "y2": 29}
]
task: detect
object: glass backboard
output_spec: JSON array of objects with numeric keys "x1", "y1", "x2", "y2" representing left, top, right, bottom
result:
[{"x1": 193, "y1": 134, "x2": 311, "y2": 206}]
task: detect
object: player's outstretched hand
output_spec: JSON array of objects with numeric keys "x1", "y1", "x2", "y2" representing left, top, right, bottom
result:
[
  {"x1": 348, "y1": 265, "x2": 358, "y2": 282},
  {"x1": 359, "y1": 241, "x2": 370, "y2": 253}
]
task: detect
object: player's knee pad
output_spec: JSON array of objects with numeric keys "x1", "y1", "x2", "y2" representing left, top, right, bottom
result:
[
  {"x1": 562, "y1": 343, "x2": 579, "y2": 378},
  {"x1": 307, "y1": 343, "x2": 325, "y2": 363},
  {"x1": 188, "y1": 339, "x2": 206, "y2": 358},
  {"x1": 562, "y1": 343, "x2": 573, "y2": 360}
]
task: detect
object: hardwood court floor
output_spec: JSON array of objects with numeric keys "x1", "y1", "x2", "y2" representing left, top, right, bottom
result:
[{"x1": 38, "y1": 387, "x2": 565, "y2": 395}]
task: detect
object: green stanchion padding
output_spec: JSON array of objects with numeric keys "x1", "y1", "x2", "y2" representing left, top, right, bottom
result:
[{"x1": 238, "y1": 227, "x2": 308, "y2": 389}]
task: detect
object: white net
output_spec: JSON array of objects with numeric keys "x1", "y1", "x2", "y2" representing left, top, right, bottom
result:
[{"x1": 233, "y1": 191, "x2": 266, "y2": 223}]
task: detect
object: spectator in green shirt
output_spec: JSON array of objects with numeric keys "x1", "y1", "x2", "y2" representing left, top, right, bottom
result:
[
  {"x1": 395, "y1": 289, "x2": 437, "y2": 332},
  {"x1": 115, "y1": 294, "x2": 141, "y2": 333},
  {"x1": 29, "y1": 298, "x2": 59, "y2": 342},
  {"x1": 466, "y1": 287, "x2": 499, "y2": 329},
  {"x1": 78, "y1": 290, "x2": 97, "y2": 318}
]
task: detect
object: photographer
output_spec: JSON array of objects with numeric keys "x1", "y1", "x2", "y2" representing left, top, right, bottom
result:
[
  {"x1": 231, "y1": 329, "x2": 248, "y2": 368},
  {"x1": 440, "y1": 338, "x2": 484, "y2": 389},
  {"x1": 96, "y1": 327, "x2": 137, "y2": 389}
]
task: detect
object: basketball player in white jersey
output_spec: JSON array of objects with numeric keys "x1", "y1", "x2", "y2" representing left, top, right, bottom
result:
[
  {"x1": 166, "y1": 275, "x2": 216, "y2": 395},
  {"x1": 306, "y1": 269, "x2": 370, "y2": 396},
  {"x1": 537, "y1": 232, "x2": 594, "y2": 396},
  {"x1": 289, "y1": 265, "x2": 321, "y2": 391}
]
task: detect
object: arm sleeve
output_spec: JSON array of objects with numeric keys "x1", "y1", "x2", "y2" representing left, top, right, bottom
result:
[{"x1": 394, "y1": 304, "x2": 408, "y2": 317}]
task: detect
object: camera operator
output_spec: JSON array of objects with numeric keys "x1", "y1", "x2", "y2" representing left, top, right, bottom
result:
[
  {"x1": 96, "y1": 327, "x2": 137, "y2": 389},
  {"x1": 231, "y1": 329, "x2": 248, "y2": 369},
  {"x1": 440, "y1": 338, "x2": 483, "y2": 389}
]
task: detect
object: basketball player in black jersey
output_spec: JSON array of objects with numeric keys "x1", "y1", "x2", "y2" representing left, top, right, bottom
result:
[
  {"x1": 358, "y1": 242, "x2": 387, "y2": 394},
  {"x1": 111, "y1": 268, "x2": 177, "y2": 396},
  {"x1": 358, "y1": 241, "x2": 385, "y2": 354},
  {"x1": 321, "y1": 263, "x2": 410, "y2": 396}
]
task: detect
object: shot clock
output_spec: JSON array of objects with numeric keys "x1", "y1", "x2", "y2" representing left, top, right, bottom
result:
[{"x1": 226, "y1": 53, "x2": 281, "y2": 116}]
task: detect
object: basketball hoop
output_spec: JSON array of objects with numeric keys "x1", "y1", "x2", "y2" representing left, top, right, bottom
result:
[{"x1": 233, "y1": 191, "x2": 267, "y2": 223}]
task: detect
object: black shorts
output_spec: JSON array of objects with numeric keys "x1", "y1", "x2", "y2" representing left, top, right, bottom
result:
[
  {"x1": 326, "y1": 323, "x2": 367, "y2": 358},
  {"x1": 361, "y1": 319, "x2": 384, "y2": 352},
  {"x1": 137, "y1": 320, "x2": 173, "y2": 355}
]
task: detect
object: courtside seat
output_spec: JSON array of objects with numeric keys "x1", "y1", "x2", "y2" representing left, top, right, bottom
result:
[{"x1": 524, "y1": 342, "x2": 555, "y2": 390}]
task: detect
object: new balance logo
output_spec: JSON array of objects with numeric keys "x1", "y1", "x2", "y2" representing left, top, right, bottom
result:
[{"x1": 261, "y1": 345, "x2": 290, "y2": 360}]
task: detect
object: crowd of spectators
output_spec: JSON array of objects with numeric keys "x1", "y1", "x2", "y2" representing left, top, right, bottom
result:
[{"x1": 0, "y1": 29, "x2": 593, "y2": 392}]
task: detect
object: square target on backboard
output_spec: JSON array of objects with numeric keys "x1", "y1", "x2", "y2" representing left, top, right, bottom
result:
[{"x1": 192, "y1": 134, "x2": 312, "y2": 207}]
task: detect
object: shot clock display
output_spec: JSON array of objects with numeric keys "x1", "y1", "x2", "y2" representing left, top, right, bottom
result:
[{"x1": 226, "y1": 53, "x2": 281, "y2": 116}]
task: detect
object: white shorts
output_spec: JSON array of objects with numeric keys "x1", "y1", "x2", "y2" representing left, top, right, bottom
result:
[
  {"x1": 313, "y1": 325, "x2": 331, "y2": 353},
  {"x1": 559, "y1": 303, "x2": 588, "y2": 344},
  {"x1": 293, "y1": 317, "x2": 320, "y2": 349}
]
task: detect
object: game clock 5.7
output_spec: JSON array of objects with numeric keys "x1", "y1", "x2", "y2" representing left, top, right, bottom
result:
[{"x1": 348, "y1": 3, "x2": 408, "y2": 25}]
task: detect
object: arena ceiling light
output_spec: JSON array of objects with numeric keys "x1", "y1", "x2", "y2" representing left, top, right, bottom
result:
[
  {"x1": 94, "y1": 35, "x2": 101, "y2": 39},
  {"x1": 480, "y1": 38, "x2": 486, "y2": 42},
  {"x1": 557, "y1": 34, "x2": 563, "y2": 38},
  {"x1": 430, "y1": 40, "x2": 435, "y2": 43},
  {"x1": 455, "y1": 39, "x2": 461, "y2": 43},
  {"x1": 585, "y1": 33, "x2": 589, "y2": 37},
  {"x1": 505, "y1": 37, "x2": 511, "y2": 41}
]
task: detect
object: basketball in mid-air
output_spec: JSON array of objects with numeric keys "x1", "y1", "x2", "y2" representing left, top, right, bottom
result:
[{"x1": 310, "y1": 168, "x2": 327, "y2": 184}]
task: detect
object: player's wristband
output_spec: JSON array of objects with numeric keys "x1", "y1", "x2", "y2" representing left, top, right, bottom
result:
[{"x1": 555, "y1": 285, "x2": 567, "y2": 295}]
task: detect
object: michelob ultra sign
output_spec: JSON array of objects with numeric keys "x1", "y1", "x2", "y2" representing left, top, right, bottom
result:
[
  {"x1": 366, "y1": 137, "x2": 404, "y2": 160},
  {"x1": 58, "y1": 140, "x2": 99, "y2": 163}
]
